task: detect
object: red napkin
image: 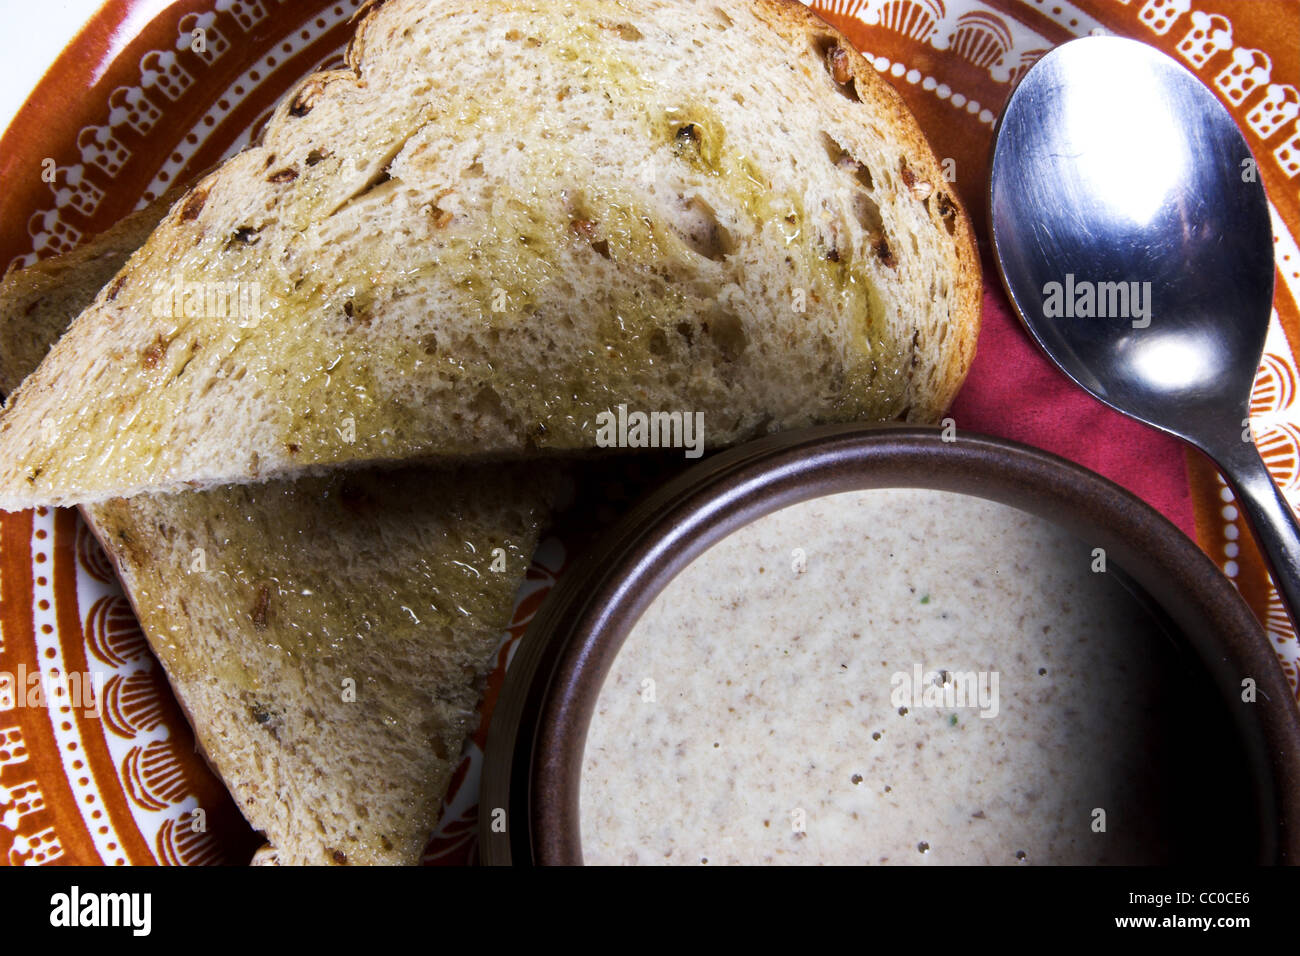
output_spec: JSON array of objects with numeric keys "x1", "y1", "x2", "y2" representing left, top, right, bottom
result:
[{"x1": 951, "y1": 283, "x2": 1195, "y2": 540}]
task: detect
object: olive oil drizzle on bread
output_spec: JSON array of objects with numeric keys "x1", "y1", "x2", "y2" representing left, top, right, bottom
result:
[
  {"x1": 0, "y1": 0, "x2": 978, "y2": 509},
  {"x1": 0, "y1": 209, "x2": 558, "y2": 866}
]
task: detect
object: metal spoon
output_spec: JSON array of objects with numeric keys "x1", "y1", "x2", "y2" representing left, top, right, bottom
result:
[{"x1": 989, "y1": 35, "x2": 1300, "y2": 621}]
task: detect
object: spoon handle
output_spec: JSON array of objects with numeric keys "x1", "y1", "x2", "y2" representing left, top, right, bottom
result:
[{"x1": 1214, "y1": 436, "x2": 1300, "y2": 629}]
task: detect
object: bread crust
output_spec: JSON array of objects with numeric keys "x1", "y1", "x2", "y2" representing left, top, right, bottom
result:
[{"x1": 751, "y1": 0, "x2": 981, "y2": 421}]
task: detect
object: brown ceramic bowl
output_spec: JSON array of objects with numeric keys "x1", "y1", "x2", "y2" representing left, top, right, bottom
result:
[{"x1": 480, "y1": 425, "x2": 1300, "y2": 865}]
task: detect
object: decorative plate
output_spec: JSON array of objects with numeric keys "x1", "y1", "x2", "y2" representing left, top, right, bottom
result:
[{"x1": 0, "y1": 0, "x2": 1297, "y2": 865}]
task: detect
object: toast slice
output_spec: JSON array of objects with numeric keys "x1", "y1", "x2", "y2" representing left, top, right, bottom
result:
[
  {"x1": 0, "y1": 228, "x2": 557, "y2": 865},
  {"x1": 88, "y1": 467, "x2": 552, "y2": 865},
  {"x1": 0, "y1": 199, "x2": 169, "y2": 396},
  {"x1": 0, "y1": 0, "x2": 980, "y2": 509}
]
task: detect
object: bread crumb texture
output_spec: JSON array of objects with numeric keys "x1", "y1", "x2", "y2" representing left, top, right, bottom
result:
[
  {"x1": 89, "y1": 464, "x2": 555, "y2": 865},
  {"x1": 0, "y1": 0, "x2": 978, "y2": 508}
]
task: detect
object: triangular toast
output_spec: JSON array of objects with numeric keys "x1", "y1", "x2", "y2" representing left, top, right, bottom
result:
[
  {"x1": 0, "y1": 0, "x2": 978, "y2": 509},
  {"x1": 0, "y1": 212, "x2": 557, "y2": 865}
]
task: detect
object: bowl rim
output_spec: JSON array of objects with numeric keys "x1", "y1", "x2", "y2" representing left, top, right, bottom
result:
[{"x1": 480, "y1": 424, "x2": 1300, "y2": 865}]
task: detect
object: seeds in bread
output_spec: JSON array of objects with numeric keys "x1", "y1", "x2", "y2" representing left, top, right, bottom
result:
[{"x1": 0, "y1": 0, "x2": 979, "y2": 510}]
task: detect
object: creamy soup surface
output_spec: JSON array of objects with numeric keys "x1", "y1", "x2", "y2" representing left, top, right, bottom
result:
[{"x1": 578, "y1": 488, "x2": 1241, "y2": 865}]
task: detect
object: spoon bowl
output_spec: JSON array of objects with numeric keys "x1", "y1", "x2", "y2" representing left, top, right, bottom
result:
[
  {"x1": 990, "y1": 35, "x2": 1300, "y2": 623},
  {"x1": 991, "y1": 36, "x2": 1273, "y2": 441}
]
